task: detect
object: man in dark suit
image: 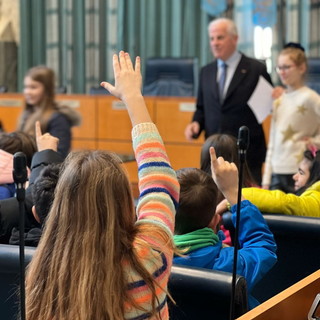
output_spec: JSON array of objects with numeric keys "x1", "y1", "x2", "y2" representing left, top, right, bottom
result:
[{"x1": 185, "y1": 18, "x2": 272, "y2": 185}]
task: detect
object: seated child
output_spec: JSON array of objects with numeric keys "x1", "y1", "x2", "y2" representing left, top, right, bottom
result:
[
  {"x1": 173, "y1": 147, "x2": 277, "y2": 309},
  {"x1": 200, "y1": 133, "x2": 258, "y2": 245},
  {"x1": 240, "y1": 149, "x2": 320, "y2": 217},
  {"x1": 293, "y1": 149, "x2": 320, "y2": 195},
  {"x1": 9, "y1": 162, "x2": 61, "y2": 246}
]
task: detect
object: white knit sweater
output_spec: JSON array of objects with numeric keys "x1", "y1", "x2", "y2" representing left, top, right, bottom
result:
[{"x1": 262, "y1": 86, "x2": 320, "y2": 186}]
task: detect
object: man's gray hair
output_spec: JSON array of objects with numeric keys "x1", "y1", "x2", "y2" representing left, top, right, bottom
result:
[{"x1": 208, "y1": 18, "x2": 238, "y2": 37}]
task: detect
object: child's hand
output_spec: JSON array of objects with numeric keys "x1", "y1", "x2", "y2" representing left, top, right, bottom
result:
[
  {"x1": 35, "y1": 121, "x2": 59, "y2": 152},
  {"x1": 210, "y1": 146, "x2": 239, "y2": 205},
  {"x1": 272, "y1": 86, "x2": 284, "y2": 99},
  {"x1": 100, "y1": 51, "x2": 142, "y2": 102}
]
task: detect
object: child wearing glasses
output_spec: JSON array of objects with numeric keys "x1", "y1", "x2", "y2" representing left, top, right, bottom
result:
[{"x1": 262, "y1": 43, "x2": 320, "y2": 193}]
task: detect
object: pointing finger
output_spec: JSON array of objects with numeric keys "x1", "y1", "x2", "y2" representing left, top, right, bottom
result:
[
  {"x1": 35, "y1": 121, "x2": 42, "y2": 138},
  {"x1": 209, "y1": 147, "x2": 217, "y2": 163}
]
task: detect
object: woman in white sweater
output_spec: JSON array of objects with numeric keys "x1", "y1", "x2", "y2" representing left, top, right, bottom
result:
[{"x1": 262, "y1": 43, "x2": 320, "y2": 192}]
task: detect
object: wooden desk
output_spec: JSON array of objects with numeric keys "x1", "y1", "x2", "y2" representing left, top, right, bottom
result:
[
  {"x1": 0, "y1": 94, "x2": 24, "y2": 132},
  {"x1": 154, "y1": 97, "x2": 204, "y2": 170},
  {"x1": 0, "y1": 93, "x2": 272, "y2": 189},
  {"x1": 237, "y1": 269, "x2": 320, "y2": 320}
]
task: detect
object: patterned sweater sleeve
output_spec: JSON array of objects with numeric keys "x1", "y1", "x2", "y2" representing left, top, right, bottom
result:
[{"x1": 132, "y1": 122, "x2": 179, "y2": 236}]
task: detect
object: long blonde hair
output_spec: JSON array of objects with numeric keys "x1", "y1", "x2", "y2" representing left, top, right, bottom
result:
[
  {"x1": 25, "y1": 150, "x2": 173, "y2": 319},
  {"x1": 18, "y1": 66, "x2": 57, "y2": 136}
]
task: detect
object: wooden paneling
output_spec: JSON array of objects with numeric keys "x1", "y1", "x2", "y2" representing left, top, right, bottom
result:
[
  {"x1": 237, "y1": 270, "x2": 320, "y2": 320},
  {"x1": 57, "y1": 94, "x2": 97, "y2": 139},
  {"x1": 97, "y1": 96, "x2": 155, "y2": 140},
  {"x1": 0, "y1": 94, "x2": 24, "y2": 132},
  {"x1": 262, "y1": 114, "x2": 272, "y2": 145},
  {"x1": 0, "y1": 93, "x2": 272, "y2": 188},
  {"x1": 164, "y1": 143, "x2": 202, "y2": 171},
  {"x1": 72, "y1": 139, "x2": 97, "y2": 150},
  {"x1": 155, "y1": 97, "x2": 204, "y2": 144}
]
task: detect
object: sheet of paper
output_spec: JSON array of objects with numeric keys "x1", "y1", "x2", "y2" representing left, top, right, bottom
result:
[{"x1": 248, "y1": 75, "x2": 273, "y2": 124}]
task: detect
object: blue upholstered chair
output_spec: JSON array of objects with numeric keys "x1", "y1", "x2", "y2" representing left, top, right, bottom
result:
[
  {"x1": 143, "y1": 57, "x2": 198, "y2": 97},
  {"x1": 169, "y1": 264, "x2": 248, "y2": 319},
  {"x1": 0, "y1": 244, "x2": 248, "y2": 320},
  {"x1": 0, "y1": 244, "x2": 35, "y2": 320},
  {"x1": 222, "y1": 212, "x2": 320, "y2": 303},
  {"x1": 89, "y1": 86, "x2": 111, "y2": 95},
  {"x1": 0, "y1": 85, "x2": 8, "y2": 93},
  {"x1": 306, "y1": 58, "x2": 320, "y2": 94}
]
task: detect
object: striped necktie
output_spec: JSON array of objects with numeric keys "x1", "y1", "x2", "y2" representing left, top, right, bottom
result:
[{"x1": 218, "y1": 62, "x2": 228, "y2": 103}]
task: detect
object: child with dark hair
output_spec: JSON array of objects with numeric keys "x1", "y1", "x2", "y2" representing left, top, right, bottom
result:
[
  {"x1": 240, "y1": 149, "x2": 320, "y2": 217},
  {"x1": 31, "y1": 163, "x2": 61, "y2": 225},
  {"x1": 175, "y1": 168, "x2": 218, "y2": 235},
  {"x1": 294, "y1": 149, "x2": 320, "y2": 195},
  {"x1": 200, "y1": 133, "x2": 258, "y2": 245},
  {"x1": 9, "y1": 163, "x2": 61, "y2": 247},
  {"x1": 173, "y1": 148, "x2": 277, "y2": 309}
]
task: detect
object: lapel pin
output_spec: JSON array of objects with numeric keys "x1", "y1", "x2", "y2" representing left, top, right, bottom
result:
[{"x1": 241, "y1": 69, "x2": 247, "y2": 73}]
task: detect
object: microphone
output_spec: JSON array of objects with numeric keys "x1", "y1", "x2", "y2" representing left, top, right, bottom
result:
[
  {"x1": 12, "y1": 152, "x2": 28, "y2": 320},
  {"x1": 230, "y1": 126, "x2": 250, "y2": 320},
  {"x1": 237, "y1": 126, "x2": 250, "y2": 161},
  {"x1": 13, "y1": 152, "x2": 28, "y2": 202}
]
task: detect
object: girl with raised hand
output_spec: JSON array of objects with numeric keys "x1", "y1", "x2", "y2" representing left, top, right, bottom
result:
[{"x1": 25, "y1": 52, "x2": 179, "y2": 320}]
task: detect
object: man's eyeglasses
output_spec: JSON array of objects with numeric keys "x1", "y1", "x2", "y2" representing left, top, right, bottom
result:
[{"x1": 275, "y1": 65, "x2": 295, "y2": 72}]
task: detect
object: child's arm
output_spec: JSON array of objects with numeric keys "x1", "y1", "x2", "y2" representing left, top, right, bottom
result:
[
  {"x1": 101, "y1": 51, "x2": 179, "y2": 236},
  {"x1": 210, "y1": 146, "x2": 277, "y2": 293}
]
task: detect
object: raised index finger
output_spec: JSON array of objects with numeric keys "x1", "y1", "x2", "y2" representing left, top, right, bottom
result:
[
  {"x1": 35, "y1": 121, "x2": 42, "y2": 138},
  {"x1": 209, "y1": 146, "x2": 217, "y2": 162}
]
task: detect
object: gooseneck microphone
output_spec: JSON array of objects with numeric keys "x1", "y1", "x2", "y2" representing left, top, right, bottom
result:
[
  {"x1": 13, "y1": 152, "x2": 28, "y2": 320},
  {"x1": 237, "y1": 125, "x2": 250, "y2": 161},
  {"x1": 230, "y1": 126, "x2": 250, "y2": 320},
  {"x1": 13, "y1": 152, "x2": 28, "y2": 201}
]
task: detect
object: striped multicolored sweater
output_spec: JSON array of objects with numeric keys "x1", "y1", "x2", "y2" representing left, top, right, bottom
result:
[{"x1": 124, "y1": 122, "x2": 179, "y2": 319}]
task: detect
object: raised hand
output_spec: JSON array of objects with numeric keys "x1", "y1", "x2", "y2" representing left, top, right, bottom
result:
[
  {"x1": 100, "y1": 51, "x2": 151, "y2": 126},
  {"x1": 100, "y1": 51, "x2": 142, "y2": 103},
  {"x1": 35, "y1": 121, "x2": 59, "y2": 152},
  {"x1": 210, "y1": 146, "x2": 240, "y2": 205}
]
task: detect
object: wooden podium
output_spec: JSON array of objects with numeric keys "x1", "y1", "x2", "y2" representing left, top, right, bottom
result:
[{"x1": 237, "y1": 269, "x2": 320, "y2": 320}]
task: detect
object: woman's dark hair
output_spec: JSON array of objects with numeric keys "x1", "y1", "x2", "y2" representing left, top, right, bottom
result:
[{"x1": 295, "y1": 150, "x2": 320, "y2": 195}]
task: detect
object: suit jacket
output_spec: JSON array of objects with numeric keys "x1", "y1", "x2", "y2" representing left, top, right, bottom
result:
[{"x1": 193, "y1": 53, "x2": 272, "y2": 166}]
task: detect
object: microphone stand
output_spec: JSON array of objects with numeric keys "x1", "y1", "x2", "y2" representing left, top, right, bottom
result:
[
  {"x1": 229, "y1": 126, "x2": 249, "y2": 320},
  {"x1": 13, "y1": 152, "x2": 28, "y2": 320}
]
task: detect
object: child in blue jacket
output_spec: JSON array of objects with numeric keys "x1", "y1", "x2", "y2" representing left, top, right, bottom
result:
[{"x1": 173, "y1": 147, "x2": 277, "y2": 309}]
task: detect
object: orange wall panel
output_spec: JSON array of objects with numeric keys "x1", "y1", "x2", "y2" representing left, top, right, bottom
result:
[{"x1": 97, "y1": 96, "x2": 155, "y2": 140}]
